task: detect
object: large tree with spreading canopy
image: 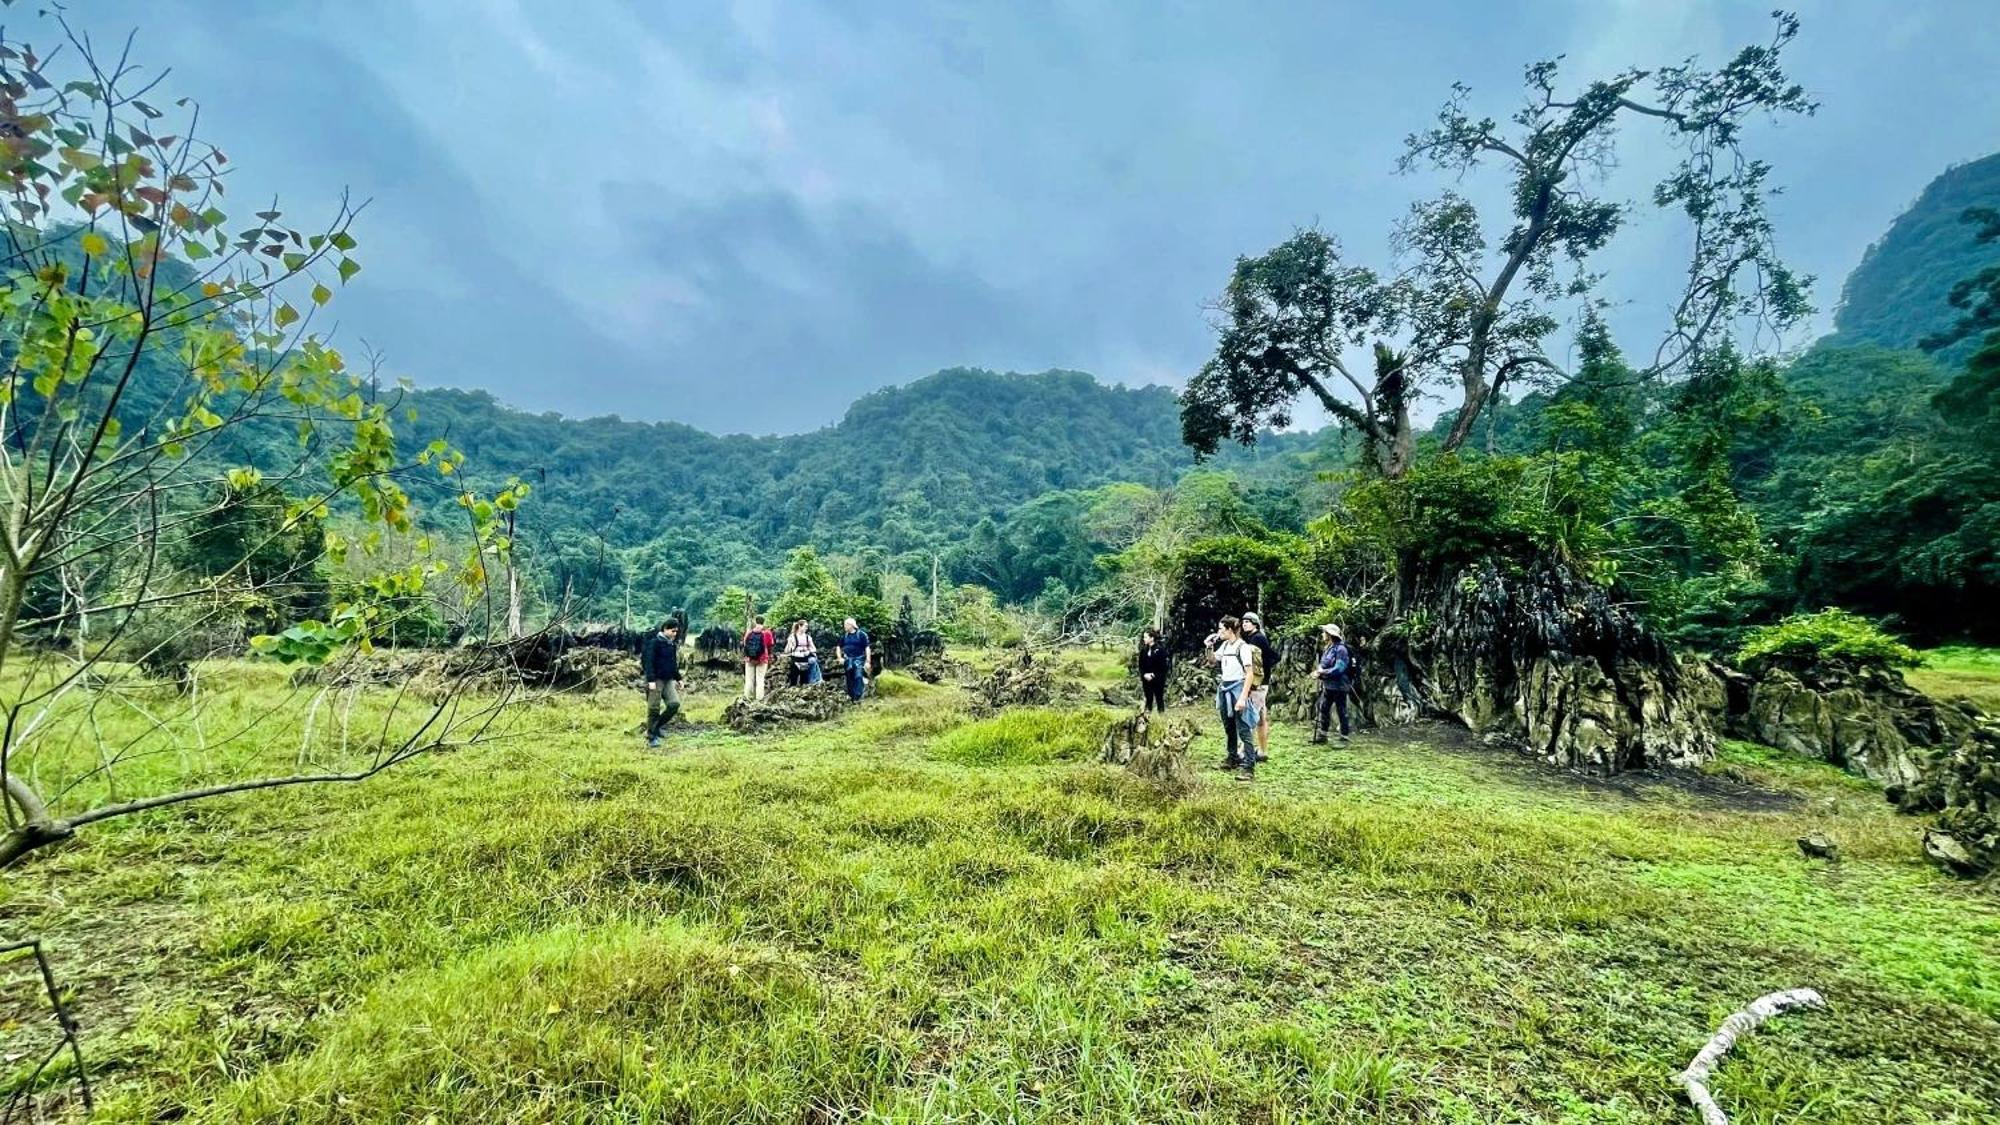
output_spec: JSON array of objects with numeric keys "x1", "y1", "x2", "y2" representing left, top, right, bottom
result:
[{"x1": 1182, "y1": 12, "x2": 1816, "y2": 478}]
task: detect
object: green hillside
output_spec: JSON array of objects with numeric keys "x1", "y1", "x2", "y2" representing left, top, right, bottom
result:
[
  {"x1": 401, "y1": 369, "x2": 1340, "y2": 620},
  {"x1": 1827, "y1": 150, "x2": 2000, "y2": 363}
]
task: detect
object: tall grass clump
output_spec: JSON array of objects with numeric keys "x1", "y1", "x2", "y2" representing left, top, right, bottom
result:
[{"x1": 932, "y1": 709, "x2": 1111, "y2": 766}]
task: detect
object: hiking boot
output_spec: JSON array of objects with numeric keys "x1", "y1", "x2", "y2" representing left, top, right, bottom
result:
[
  {"x1": 647, "y1": 736, "x2": 661, "y2": 749},
  {"x1": 1217, "y1": 757, "x2": 1241, "y2": 771},
  {"x1": 1234, "y1": 768, "x2": 1255, "y2": 782},
  {"x1": 1309, "y1": 733, "x2": 1326, "y2": 744}
]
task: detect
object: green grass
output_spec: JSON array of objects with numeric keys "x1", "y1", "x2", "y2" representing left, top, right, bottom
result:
[
  {"x1": 3, "y1": 656, "x2": 1998, "y2": 1122},
  {"x1": 932, "y1": 708, "x2": 1114, "y2": 766},
  {"x1": 1909, "y1": 645, "x2": 2000, "y2": 713}
]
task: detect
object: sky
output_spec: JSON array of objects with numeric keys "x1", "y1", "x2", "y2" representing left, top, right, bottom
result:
[{"x1": 76, "y1": 0, "x2": 2000, "y2": 434}]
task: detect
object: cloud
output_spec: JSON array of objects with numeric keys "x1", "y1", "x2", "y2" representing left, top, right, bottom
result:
[
  {"x1": 66, "y1": 0, "x2": 2000, "y2": 434},
  {"x1": 618, "y1": 188, "x2": 1082, "y2": 431}
]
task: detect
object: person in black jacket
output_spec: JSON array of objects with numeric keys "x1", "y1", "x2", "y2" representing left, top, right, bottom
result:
[
  {"x1": 1137, "y1": 627, "x2": 1171, "y2": 713},
  {"x1": 1240, "y1": 612, "x2": 1279, "y2": 760},
  {"x1": 642, "y1": 618, "x2": 685, "y2": 748}
]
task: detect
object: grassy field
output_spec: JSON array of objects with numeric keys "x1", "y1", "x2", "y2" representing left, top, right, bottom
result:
[
  {"x1": 1910, "y1": 646, "x2": 2000, "y2": 714},
  {"x1": 3, "y1": 652, "x2": 1998, "y2": 1123}
]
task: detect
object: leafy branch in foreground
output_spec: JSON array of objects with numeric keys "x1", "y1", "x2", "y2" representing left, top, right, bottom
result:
[{"x1": 0, "y1": 13, "x2": 524, "y2": 865}]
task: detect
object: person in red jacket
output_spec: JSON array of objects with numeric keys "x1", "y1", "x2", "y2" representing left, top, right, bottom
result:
[{"x1": 741, "y1": 614, "x2": 776, "y2": 700}]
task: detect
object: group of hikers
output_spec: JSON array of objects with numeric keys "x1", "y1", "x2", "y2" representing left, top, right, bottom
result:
[
  {"x1": 736, "y1": 614, "x2": 873, "y2": 699},
  {"x1": 638, "y1": 614, "x2": 873, "y2": 747},
  {"x1": 636, "y1": 604, "x2": 1355, "y2": 772},
  {"x1": 1139, "y1": 613, "x2": 1356, "y2": 781}
]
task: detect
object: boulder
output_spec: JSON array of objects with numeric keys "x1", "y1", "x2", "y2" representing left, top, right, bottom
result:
[
  {"x1": 970, "y1": 651, "x2": 1082, "y2": 714},
  {"x1": 1733, "y1": 657, "x2": 1956, "y2": 790},
  {"x1": 905, "y1": 649, "x2": 970, "y2": 685},
  {"x1": 1797, "y1": 833, "x2": 1840, "y2": 862},
  {"x1": 1728, "y1": 655, "x2": 2000, "y2": 877}
]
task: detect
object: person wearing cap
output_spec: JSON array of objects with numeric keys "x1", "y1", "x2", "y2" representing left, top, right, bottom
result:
[
  {"x1": 1312, "y1": 623, "x2": 1354, "y2": 744},
  {"x1": 642, "y1": 616, "x2": 686, "y2": 748},
  {"x1": 1204, "y1": 615, "x2": 1262, "y2": 780},
  {"x1": 1240, "y1": 612, "x2": 1279, "y2": 761}
]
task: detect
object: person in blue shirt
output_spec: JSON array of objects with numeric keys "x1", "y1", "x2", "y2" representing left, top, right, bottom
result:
[
  {"x1": 838, "y1": 617, "x2": 872, "y2": 701},
  {"x1": 1312, "y1": 623, "x2": 1354, "y2": 744}
]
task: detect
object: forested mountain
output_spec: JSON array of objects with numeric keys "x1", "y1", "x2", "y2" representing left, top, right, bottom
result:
[
  {"x1": 421, "y1": 368, "x2": 1180, "y2": 552},
  {"x1": 1826, "y1": 150, "x2": 2000, "y2": 363},
  {"x1": 402, "y1": 368, "x2": 1340, "y2": 620}
]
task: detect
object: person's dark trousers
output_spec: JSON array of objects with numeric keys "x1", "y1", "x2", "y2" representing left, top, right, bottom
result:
[
  {"x1": 844, "y1": 656, "x2": 866, "y2": 701},
  {"x1": 788, "y1": 664, "x2": 809, "y2": 688},
  {"x1": 1314, "y1": 685, "x2": 1351, "y2": 739},
  {"x1": 1142, "y1": 677, "x2": 1166, "y2": 712},
  {"x1": 1217, "y1": 682, "x2": 1252, "y2": 766},
  {"x1": 647, "y1": 680, "x2": 681, "y2": 741}
]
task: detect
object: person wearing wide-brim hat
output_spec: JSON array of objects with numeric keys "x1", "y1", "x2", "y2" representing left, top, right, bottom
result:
[{"x1": 1311, "y1": 622, "x2": 1355, "y2": 744}]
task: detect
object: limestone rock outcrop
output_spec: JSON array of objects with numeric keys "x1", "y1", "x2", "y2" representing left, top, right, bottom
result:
[
  {"x1": 1725, "y1": 656, "x2": 1999, "y2": 876},
  {"x1": 1099, "y1": 711, "x2": 1197, "y2": 790},
  {"x1": 722, "y1": 681, "x2": 847, "y2": 731},
  {"x1": 1271, "y1": 560, "x2": 1719, "y2": 773}
]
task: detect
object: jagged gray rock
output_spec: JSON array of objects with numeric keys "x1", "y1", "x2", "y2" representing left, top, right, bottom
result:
[
  {"x1": 1100, "y1": 711, "x2": 1197, "y2": 791},
  {"x1": 970, "y1": 652, "x2": 1083, "y2": 715},
  {"x1": 722, "y1": 681, "x2": 847, "y2": 731},
  {"x1": 1271, "y1": 560, "x2": 1718, "y2": 773},
  {"x1": 1726, "y1": 655, "x2": 1999, "y2": 877}
]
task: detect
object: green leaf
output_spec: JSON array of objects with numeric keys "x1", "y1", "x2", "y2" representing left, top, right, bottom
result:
[
  {"x1": 310, "y1": 283, "x2": 332, "y2": 307},
  {"x1": 329, "y1": 230, "x2": 357, "y2": 251},
  {"x1": 79, "y1": 231, "x2": 108, "y2": 256},
  {"x1": 336, "y1": 257, "x2": 361, "y2": 284}
]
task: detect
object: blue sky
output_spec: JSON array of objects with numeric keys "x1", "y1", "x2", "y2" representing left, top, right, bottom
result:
[{"x1": 82, "y1": 0, "x2": 2000, "y2": 433}]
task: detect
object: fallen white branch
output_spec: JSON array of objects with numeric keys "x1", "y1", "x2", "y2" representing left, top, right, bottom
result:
[{"x1": 1677, "y1": 988, "x2": 1826, "y2": 1125}]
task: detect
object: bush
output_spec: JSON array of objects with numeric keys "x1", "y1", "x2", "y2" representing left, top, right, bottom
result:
[
  {"x1": 1735, "y1": 608, "x2": 1922, "y2": 669},
  {"x1": 938, "y1": 584, "x2": 1023, "y2": 647},
  {"x1": 1168, "y1": 534, "x2": 1326, "y2": 650},
  {"x1": 867, "y1": 671, "x2": 933, "y2": 698},
  {"x1": 932, "y1": 708, "x2": 1111, "y2": 766}
]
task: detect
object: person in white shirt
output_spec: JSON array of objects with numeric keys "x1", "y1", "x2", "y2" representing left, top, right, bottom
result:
[
  {"x1": 1204, "y1": 615, "x2": 1263, "y2": 780},
  {"x1": 783, "y1": 619, "x2": 817, "y2": 687}
]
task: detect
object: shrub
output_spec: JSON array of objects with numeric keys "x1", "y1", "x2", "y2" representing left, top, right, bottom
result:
[
  {"x1": 932, "y1": 708, "x2": 1111, "y2": 766},
  {"x1": 1168, "y1": 534, "x2": 1326, "y2": 649},
  {"x1": 1735, "y1": 608, "x2": 1922, "y2": 669},
  {"x1": 867, "y1": 670, "x2": 932, "y2": 698}
]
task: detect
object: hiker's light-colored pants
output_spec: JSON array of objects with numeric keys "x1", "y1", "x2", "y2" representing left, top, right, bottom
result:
[
  {"x1": 647, "y1": 680, "x2": 682, "y2": 739},
  {"x1": 743, "y1": 661, "x2": 768, "y2": 700}
]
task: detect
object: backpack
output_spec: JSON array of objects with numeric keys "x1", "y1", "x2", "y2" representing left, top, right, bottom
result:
[
  {"x1": 743, "y1": 629, "x2": 768, "y2": 659},
  {"x1": 1326, "y1": 643, "x2": 1357, "y2": 690}
]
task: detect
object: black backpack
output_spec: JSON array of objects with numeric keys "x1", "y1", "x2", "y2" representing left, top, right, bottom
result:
[{"x1": 743, "y1": 629, "x2": 767, "y2": 659}]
